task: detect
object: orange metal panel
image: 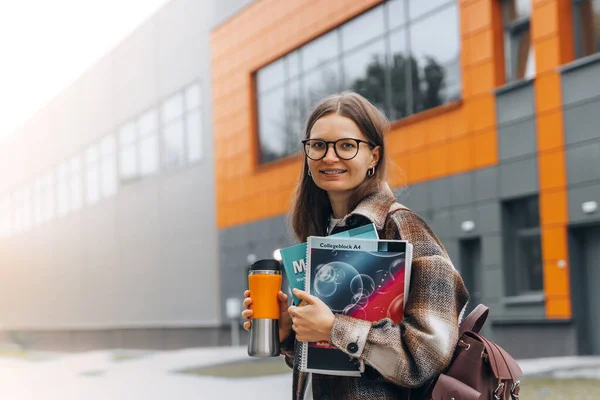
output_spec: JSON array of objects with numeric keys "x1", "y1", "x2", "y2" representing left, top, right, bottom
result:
[
  {"x1": 409, "y1": 149, "x2": 430, "y2": 184},
  {"x1": 464, "y1": 62, "x2": 495, "y2": 98},
  {"x1": 428, "y1": 144, "x2": 450, "y2": 179},
  {"x1": 538, "y1": 150, "x2": 567, "y2": 191},
  {"x1": 544, "y1": 261, "x2": 571, "y2": 296},
  {"x1": 539, "y1": 189, "x2": 569, "y2": 226},
  {"x1": 463, "y1": 0, "x2": 492, "y2": 36},
  {"x1": 532, "y1": 1, "x2": 558, "y2": 41},
  {"x1": 472, "y1": 128, "x2": 498, "y2": 168},
  {"x1": 535, "y1": 72, "x2": 562, "y2": 114},
  {"x1": 466, "y1": 28, "x2": 494, "y2": 66},
  {"x1": 466, "y1": 94, "x2": 496, "y2": 133},
  {"x1": 545, "y1": 297, "x2": 572, "y2": 319},
  {"x1": 541, "y1": 226, "x2": 568, "y2": 261},
  {"x1": 535, "y1": 36, "x2": 561, "y2": 73},
  {"x1": 449, "y1": 136, "x2": 472, "y2": 174},
  {"x1": 537, "y1": 111, "x2": 565, "y2": 151}
]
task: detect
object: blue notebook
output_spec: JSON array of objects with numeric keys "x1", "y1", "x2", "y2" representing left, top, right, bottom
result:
[{"x1": 279, "y1": 223, "x2": 379, "y2": 305}]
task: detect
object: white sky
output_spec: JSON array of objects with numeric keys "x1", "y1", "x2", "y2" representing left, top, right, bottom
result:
[{"x1": 0, "y1": 0, "x2": 171, "y2": 142}]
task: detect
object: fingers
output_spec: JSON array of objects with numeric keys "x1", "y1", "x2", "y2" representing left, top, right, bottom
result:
[
  {"x1": 243, "y1": 321, "x2": 251, "y2": 331},
  {"x1": 241, "y1": 309, "x2": 253, "y2": 320},
  {"x1": 243, "y1": 297, "x2": 253, "y2": 309},
  {"x1": 244, "y1": 290, "x2": 250, "y2": 298},
  {"x1": 277, "y1": 291, "x2": 288, "y2": 302},
  {"x1": 292, "y1": 289, "x2": 314, "y2": 304}
]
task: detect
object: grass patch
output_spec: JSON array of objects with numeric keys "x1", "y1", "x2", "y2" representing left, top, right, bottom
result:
[
  {"x1": 519, "y1": 378, "x2": 600, "y2": 399},
  {"x1": 175, "y1": 357, "x2": 292, "y2": 379}
]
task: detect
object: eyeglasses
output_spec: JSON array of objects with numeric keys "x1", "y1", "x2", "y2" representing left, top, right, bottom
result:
[{"x1": 301, "y1": 138, "x2": 376, "y2": 161}]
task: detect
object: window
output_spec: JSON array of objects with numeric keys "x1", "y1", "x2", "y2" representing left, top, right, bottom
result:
[
  {"x1": 185, "y1": 83, "x2": 202, "y2": 163},
  {"x1": 162, "y1": 93, "x2": 185, "y2": 169},
  {"x1": 57, "y1": 162, "x2": 69, "y2": 216},
  {"x1": 42, "y1": 172, "x2": 55, "y2": 223},
  {"x1": 138, "y1": 109, "x2": 159, "y2": 176},
  {"x1": 255, "y1": 0, "x2": 461, "y2": 163},
  {"x1": 502, "y1": 196, "x2": 543, "y2": 296},
  {"x1": 33, "y1": 178, "x2": 43, "y2": 226},
  {"x1": 100, "y1": 135, "x2": 117, "y2": 198},
  {"x1": 119, "y1": 122, "x2": 137, "y2": 181},
  {"x1": 86, "y1": 144, "x2": 101, "y2": 205},
  {"x1": 69, "y1": 156, "x2": 82, "y2": 211},
  {"x1": 22, "y1": 185, "x2": 32, "y2": 231},
  {"x1": 160, "y1": 83, "x2": 203, "y2": 169},
  {"x1": 502, "y1": 0, "x2": 535, "y2": 82},
  {"x1": 87, "y1": 134, "x2": 117, "y2": 202},
  {"x1": 574, "y1": 0, "x2": 600, "y2": 58}
]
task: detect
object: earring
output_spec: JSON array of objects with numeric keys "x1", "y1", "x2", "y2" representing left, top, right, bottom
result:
[{"x1": 367, "y1": 167, "x2": 375, "y2": 178}]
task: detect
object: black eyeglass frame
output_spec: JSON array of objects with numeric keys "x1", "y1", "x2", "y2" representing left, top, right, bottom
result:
[{"x1": 301, "y1": 138, "x2": 377, "y2": 161}]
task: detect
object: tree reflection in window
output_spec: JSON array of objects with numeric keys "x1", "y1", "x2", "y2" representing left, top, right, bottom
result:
[{"x1": 255, "y1": 1, "x2": 460, "y2": 164}]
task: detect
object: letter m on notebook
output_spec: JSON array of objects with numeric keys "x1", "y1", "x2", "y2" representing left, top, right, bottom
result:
[{"x1": 293, "y1": 259, "x2": 306, "y2": 274}]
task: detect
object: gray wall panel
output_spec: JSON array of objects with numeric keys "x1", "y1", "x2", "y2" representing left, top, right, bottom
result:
[
  {"x1": 563, "y1": 99, "x2": 600, "y2": 145},
  {"x1": 474, "y1": 167, "x2": 499, "y2": 202},
  {"x1": 477, "y1": 202, "x2": 501, "y2": 235},
  {"x1": 492, "y1": 323, "x2": 577, "y2": 359},
  {"x1": 450, "y1": 173, "x2": 473, "y2": 206},
  {"x1": 482, "y1": 235, "x2": 503, "y2": 267},
  {"x1": 0, "y1": 0, "x2": 222, "y2": 333},
  {"x1": 499, "y1": 157, "x2": 538, "y2": 199},
  {"x1": 568, "y1": 182, "x2": 600, "y2": 225},
  {"x1": 561, "y1": 60, "x2": 600, "y2": 106},
  {"x1": 398, "y1": 182, "x2": 431, "y2": 212},
  {"x1": 480, "y1": 265, "x2": 504, "y2": 302},
  {"x1": 431, "y1": 178, "x2": 452, "y2": 209},
  {"x1": 496, "y1": 82, "x2": 535, "y2": 124},
  {"x1": 430, "y1": 209, "x2": 453, "y2": 239},
  {"x1": 498, "y1": 119, "x2": 537, "y2": 161},
  {"x1": 451, "y1": 205, "x2": 478, "y2": 238},
  {"x1": 566, "y1": 143, "x2": 600, "y2": 186}
]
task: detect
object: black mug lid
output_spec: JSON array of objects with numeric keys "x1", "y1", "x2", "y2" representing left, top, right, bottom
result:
[{"x1": 250, "y1": 259, "x2": 281, "y2": 271}]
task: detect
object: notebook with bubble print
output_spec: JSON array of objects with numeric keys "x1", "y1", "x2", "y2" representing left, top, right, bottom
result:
[{"x1": 299, "y1": 236, "x2": 413, "y2": 376}]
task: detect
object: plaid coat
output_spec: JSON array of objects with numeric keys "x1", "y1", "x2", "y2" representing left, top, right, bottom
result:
[{"x1": 280, "y1": 184, "x2": 469, "y2": 400}]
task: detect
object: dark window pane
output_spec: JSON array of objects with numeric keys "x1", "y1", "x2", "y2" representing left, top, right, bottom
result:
[
  {"x1": 285, "y1": 78, "x2": 305, "y2": 154},
  {"x1": 256, "y1": 58, "x2": 286, "y2": 94},
  {"x1": 388, "y1": 0, "x2": 406, "y2": 30},
  {"x1": 518, "y1": 234, "x2": 544, "y2": 293},
  {"x1": 301, "y1": 31, "x2": 339, "y2": 73},
  {"x1": 410, "y1": 5, "x2": 460, "y2": 112},
  {"x1": 287, "y1": 50, "x2": 301, "y2": 80},
  {"x1": 507, "y1": 28, "x2": 535, "y2": 81},
  {"x1": 341, "y1": 5, "x2": 385, "y2": 53},
  {"x1": 575, "y1": 0, "x2": 600, "y2": 58},
  {"x1": 410, "y1": 5, "x2": 460, "y2": 67},
  {"x1": 257, "y1": 86, "x2": 287, "y2": 163},
  {"x1": 343, "y1": 39, "x2": 387, "y2": 112},
  {"x1": 502, "y1": 0, "x2": 532, "y2": 22},
  {"x1": 303, "y1": 60, "x2": 342, "y2": 116},
  {"x1": 389, "y1": 28, "x2": 410, "y2": 119},
  {"x1": 408, "y1": 0, "x2": 453, "y2": 20}
]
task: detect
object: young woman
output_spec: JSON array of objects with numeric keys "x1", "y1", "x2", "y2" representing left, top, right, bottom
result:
[{"x1": 242, "y1": 91, "x2": 469, "y2": 399}]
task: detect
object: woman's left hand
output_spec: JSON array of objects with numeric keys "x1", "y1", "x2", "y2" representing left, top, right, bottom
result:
[{"x1": 288, "y1": 288, "x2": 335, "y2": 342}]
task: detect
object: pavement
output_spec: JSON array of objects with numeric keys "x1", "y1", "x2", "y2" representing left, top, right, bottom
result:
[{"x1": 0, "y1": 345, "x2": 598, "y2": 400}]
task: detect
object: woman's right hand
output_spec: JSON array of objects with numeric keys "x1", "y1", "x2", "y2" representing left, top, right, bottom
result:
[{"x1": 242, "y1": 289, "x2": 293, "y2": 342}]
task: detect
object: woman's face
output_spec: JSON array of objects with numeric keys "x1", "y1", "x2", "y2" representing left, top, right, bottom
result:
[{"x1": 306, "y1": 114, "x2": 380, "y2": 196}]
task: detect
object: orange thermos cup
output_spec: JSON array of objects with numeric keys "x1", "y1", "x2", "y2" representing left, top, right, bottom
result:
[{"x1": 247, "y1": 259, "x2": 282, "y2": 357}]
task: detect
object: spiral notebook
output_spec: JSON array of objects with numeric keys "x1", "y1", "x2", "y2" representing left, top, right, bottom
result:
[
  {"x1": 298, "y1": 236, "x2": 412, "y2": 376},
  {"x1": 279, "y1": 223, "x2": 379, "y2": 306}
]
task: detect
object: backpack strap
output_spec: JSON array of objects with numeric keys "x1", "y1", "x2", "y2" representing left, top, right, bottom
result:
[{"x1": 459, "y1": 304, "x2": 489, "y2": 336}]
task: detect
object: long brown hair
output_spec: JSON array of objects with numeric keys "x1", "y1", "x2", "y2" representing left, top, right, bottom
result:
[{"x1": 290, "y1": 91, "x2": 390, "y2": 242}]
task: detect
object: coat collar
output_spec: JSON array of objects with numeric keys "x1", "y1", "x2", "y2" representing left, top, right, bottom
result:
[{"x1": 336, "y1": 183, "x2": 398, "y2": 231}]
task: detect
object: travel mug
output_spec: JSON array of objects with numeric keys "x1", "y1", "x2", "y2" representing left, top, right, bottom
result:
[{"x1": 247, "y1": 259, "x2": 282, "y2": 357}]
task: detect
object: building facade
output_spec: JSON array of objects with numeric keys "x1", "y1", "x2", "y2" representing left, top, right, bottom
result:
[
  {"x1": 212, "y1": 0, "x2": 600, "y2": 359},
  {"x1": 0, "y1": 0, "x2": 599, "y2": 358}
]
